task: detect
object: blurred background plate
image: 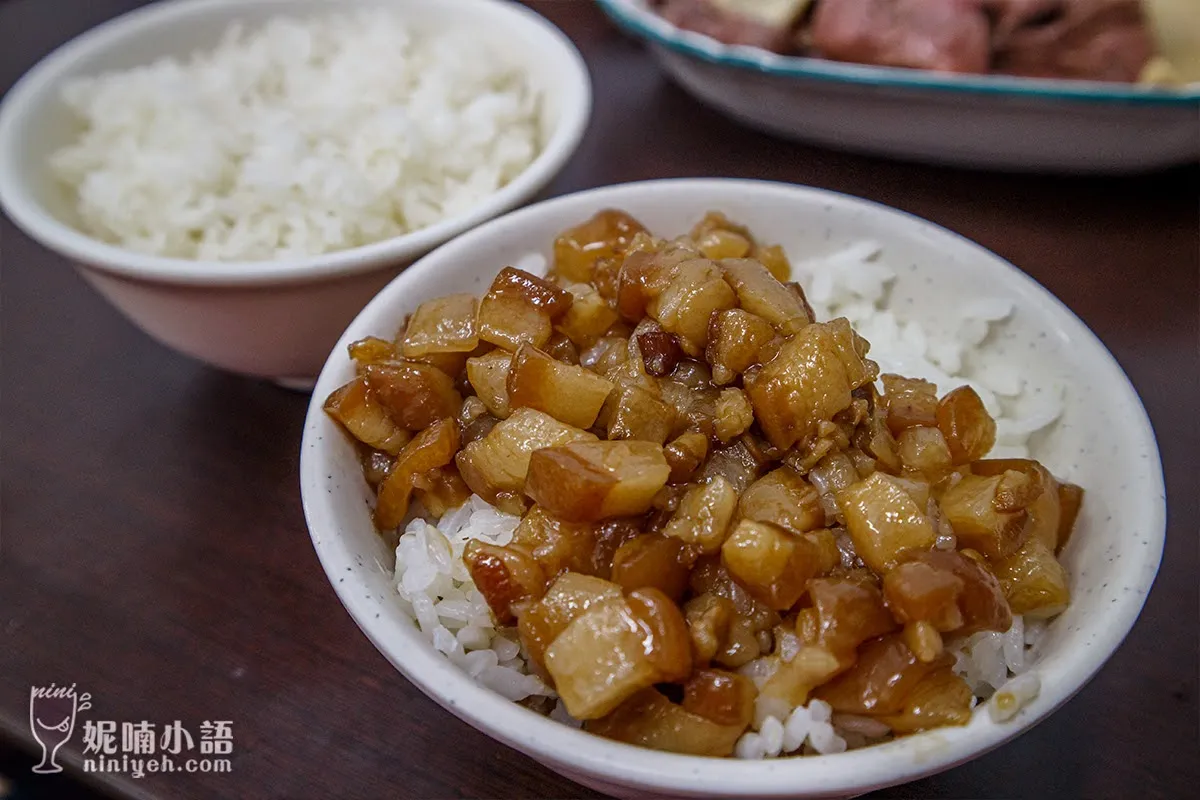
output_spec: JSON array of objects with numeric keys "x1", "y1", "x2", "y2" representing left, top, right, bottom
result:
[{"x1": 597, "y1": 0, "x2": 1200, "y2": 173}]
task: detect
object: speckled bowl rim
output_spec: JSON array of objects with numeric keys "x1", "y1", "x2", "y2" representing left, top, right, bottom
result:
[{"x1": 300, "y1": 179, "x2": 1166, "y2": 797}]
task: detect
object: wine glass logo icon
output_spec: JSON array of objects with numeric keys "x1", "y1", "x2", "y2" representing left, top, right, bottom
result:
[{"x1": 29, "y1": 684, "x2": 91, "y2": 774}]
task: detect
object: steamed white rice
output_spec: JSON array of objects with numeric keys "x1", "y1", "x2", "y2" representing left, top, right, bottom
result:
[
  {"x1": 791, "y1": 241, "x2": 1064, "y2": 461},
  {"x1": 392, "y1": 495, "x2": 552, "y2": 704},
  {"x1": 388, "y1": 239, "x2": 1064, "y2": 753},
  {"x1": 50, "y1": 10, "x2": 541, "y2": 261}
]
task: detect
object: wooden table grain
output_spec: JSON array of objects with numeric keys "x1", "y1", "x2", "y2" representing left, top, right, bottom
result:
[{"x1": 1, "y1": 1, "x2": 1197, "y2": 798}]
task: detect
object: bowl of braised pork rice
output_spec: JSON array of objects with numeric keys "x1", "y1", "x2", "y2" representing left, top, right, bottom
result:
[{"x1": 300, "y1": 178, "x2": 1165, "y2": 799}]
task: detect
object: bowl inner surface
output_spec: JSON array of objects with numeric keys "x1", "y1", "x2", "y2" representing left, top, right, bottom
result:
[{"x1": 301, "y1": 179, "x2": 1164, "y2": 797}]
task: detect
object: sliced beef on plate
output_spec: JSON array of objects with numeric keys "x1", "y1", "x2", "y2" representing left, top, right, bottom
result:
[
  {"x1": 809, "y1": 0, "x2": 992, "y2": 74},
  {"x1": 985, "y1": 0, "x2": 1154, "y2": 81}
]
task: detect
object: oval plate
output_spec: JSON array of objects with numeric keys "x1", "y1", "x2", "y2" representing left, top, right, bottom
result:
[{"x1": 597, "y1": 0, "x2": 1200, "y2": 172}]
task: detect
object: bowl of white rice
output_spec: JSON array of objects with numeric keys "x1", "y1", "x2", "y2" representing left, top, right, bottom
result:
[
  {"x1": 0, "y1": 0, "x2": 590, "y2": 384},
  {"x1": 299, "y1": 178, "x2": 1165, "y2": 798}
]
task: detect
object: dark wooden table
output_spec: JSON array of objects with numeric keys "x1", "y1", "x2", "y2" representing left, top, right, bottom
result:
[{"x1": 2, "y1": 1, "x2": 1197, "y2": 798}]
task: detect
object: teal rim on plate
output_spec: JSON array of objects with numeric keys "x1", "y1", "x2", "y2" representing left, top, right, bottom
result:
[{"x1": 597, "y1": 0, "x2": 1200, "y2": 106}]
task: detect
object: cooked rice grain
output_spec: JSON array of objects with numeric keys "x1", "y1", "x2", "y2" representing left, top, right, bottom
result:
[{"x1": 50, "y1": 10, "x2": 541, "y2": 261}]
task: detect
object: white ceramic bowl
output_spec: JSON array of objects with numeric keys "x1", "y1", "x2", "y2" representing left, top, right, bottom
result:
[
  {"x1": 0, "y1": 0, "x2": 590, "y2": 385},
  {"x1": 300, "y1": 179, "x2": 1165, "y2": 798},
  {"x1": 597, "y1": 0, "x2": 1199, "y2": 173}
]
